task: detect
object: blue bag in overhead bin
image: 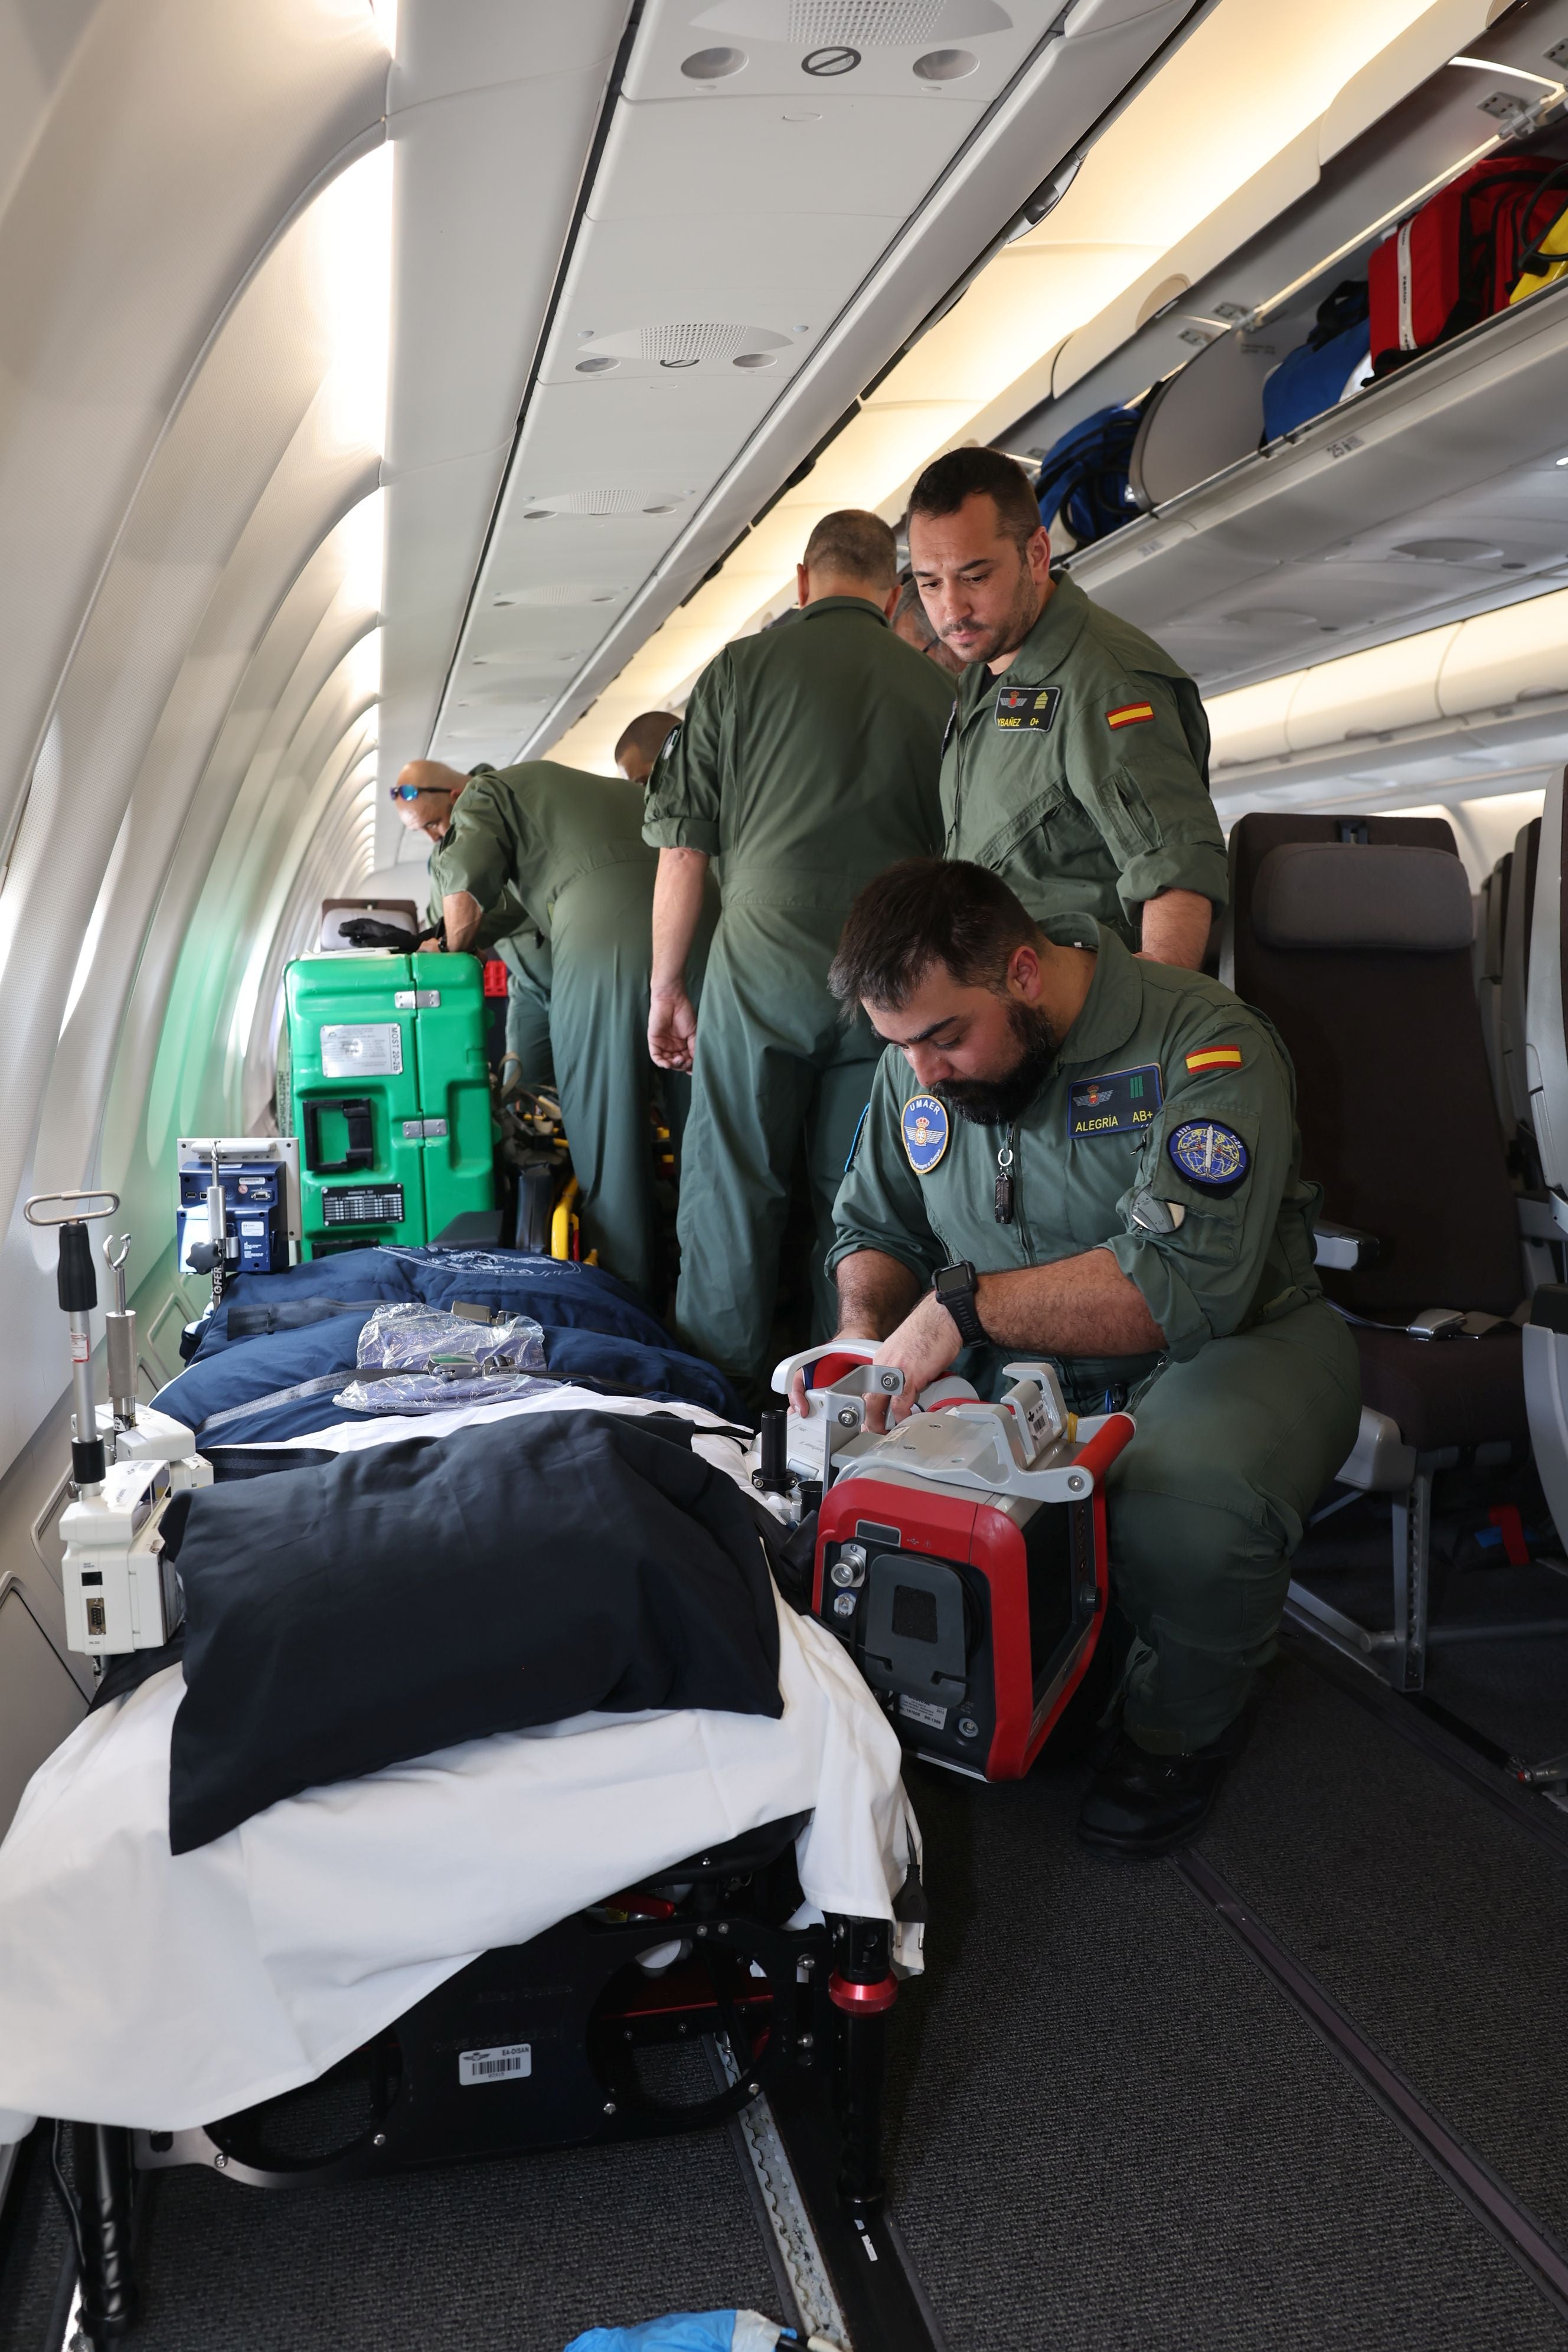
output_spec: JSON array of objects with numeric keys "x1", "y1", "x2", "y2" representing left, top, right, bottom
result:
[
  {"x1": 1261, "y1": 279, "x2": 1370, "y2": 442},
  {"x1": 1033, "y1": 400, "x2": 1145, "y2": 546}
]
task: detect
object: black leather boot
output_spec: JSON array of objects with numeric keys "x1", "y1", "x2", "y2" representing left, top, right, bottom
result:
[{"x1": 1076, "y1": 1720, "x2": 1247, "y2": 1858}]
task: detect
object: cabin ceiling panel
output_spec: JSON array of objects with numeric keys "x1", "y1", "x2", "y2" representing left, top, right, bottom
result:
[
  {"x1": 588, "y1": 91, "x2": 989, "y2": 220},
  {"x1": 537, "y1": 211, "x2": 901, "y2": 386},
  {"x1": 623, "y1": 0, "x2": 1056, "y2": 106},
  {"x1": 543, "y1": 0, "x2": 1194, "y2": 767},
  {"x1": 377, "y1": 0, "x2": 632, "y2": 855}
]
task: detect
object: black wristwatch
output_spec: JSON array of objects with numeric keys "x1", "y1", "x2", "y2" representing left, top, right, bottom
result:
[{"x1": 932, "y1": 1260, "x2": 986, "y2": 1345}]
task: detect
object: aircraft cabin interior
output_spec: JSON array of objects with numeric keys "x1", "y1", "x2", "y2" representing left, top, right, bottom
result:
[{"x1": 7, "y1": 2, "x2": 1568, "y2": 2347}]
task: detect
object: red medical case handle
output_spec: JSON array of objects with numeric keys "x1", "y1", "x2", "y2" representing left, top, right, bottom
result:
[{"x1": 1072, "y1": 1410, "x2": 1136, "y2": 1489}]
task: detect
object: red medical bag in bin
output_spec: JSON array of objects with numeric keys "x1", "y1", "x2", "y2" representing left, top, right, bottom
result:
[
  {"x1": 773, "y1": 1345, "x2": 1133, "y2": 1781},
  {"x1": 1370, "y1": 158, "x2": 1568, "y2": 374}
]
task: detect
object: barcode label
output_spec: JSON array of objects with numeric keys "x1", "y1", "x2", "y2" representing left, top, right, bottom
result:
[
  {"x1": 899, "y1": 1693, "x2": 948, "y2": 1730},
  {"x1": 458, "y1": 2043, "x2": 531, "y2": 2086}
]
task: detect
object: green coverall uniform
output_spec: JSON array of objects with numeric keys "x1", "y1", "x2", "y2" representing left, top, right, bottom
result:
[
  {"x1": 643, "y1": 594, "x2": 954, "y2": 1390},
  {"x1": 828, "y1": 917, "x2": 1361, "y2": 1753},
  {"x1": 942, "y1": 575, "x2": 1229, "y2": 944},
  {"x1": 437, "y1": 760, "x2": 668, "y2": 1297},
  {"x1": 424, "y1": 833, "x2": 555, "y2": 1092}
]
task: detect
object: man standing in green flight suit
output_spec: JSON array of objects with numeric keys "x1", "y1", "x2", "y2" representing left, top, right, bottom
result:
[
  {"x1": 812, "y1": 857, "x2": 1360, "y2": 1854},
  {"x1": 906, "y1": 446, "x2": 1227, "y2": 969},
  {"x1": 642, "y1": 508, "x2": 954, "y2": 1399},
  {"x1": 394, "y1": 761, "x2": 555, "y2": 1096},
  {"x1": 404, "y1": 756, "x2": 685, "y2": 1301}
]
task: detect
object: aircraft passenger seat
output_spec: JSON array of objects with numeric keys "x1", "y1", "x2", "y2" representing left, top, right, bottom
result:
[
  {"x1": 1521, "y1": 773, "x2": 1568, "y2": 1558},
  {"x1": 1499, "y1": 818, "x2": 1542, "y2": 1182},
  {"x1": 1224, "y1": 813, "x2": 1530, "y2": 1691},
  {"x1": 1477, "y1": 850, "x2": 1511, "y2": 1127}
]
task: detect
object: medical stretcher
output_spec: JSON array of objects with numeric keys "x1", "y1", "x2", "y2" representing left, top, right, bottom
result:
[{"x1": 771, "y1": 1346, "x2": 1135, "y2": 1782}]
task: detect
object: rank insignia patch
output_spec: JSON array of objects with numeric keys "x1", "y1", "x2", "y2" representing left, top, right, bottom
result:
[
  {"x1": 994, "y1": 685, "x2": 1061, "y2": 731},
  {"x1": 1168, "y1": 1120, "x2": 1249, "y2": 1194},
  {"x1": 1069, "y1": 1063, "x2": 1164, "y2": 1138},
  {"x1": 1106, "y1": 701, "x2": 1155, "y2": 729},
  {"x1": 1184, "y1": 1044, "x2": 1243, "y2": 1074},
  {"x1": 901, "y1": 1093, "x2": 949, "y2": 1175}
]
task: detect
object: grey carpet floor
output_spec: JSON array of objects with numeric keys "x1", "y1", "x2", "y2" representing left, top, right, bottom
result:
[{"x1": 886, "y1": 1729, "x2": 1568, "y2": 2352}]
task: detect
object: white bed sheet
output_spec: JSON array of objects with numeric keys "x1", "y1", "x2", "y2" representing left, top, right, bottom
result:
[{"x1": 0, "y1": 1391, "x2": 917, "y2": 2144}]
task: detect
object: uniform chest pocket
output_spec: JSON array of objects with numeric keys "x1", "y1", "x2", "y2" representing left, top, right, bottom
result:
[{"x1": 973, "y1": 779, "x2": 1070, "y2": 868}]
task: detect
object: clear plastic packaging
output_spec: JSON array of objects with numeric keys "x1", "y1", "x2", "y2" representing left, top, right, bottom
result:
[{"x1": 333, "y1": 1301, "x2": 548, "y2": 1416}]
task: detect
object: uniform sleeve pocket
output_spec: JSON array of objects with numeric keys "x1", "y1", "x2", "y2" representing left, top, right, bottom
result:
[{"x1": 1092, "y1": 767, "x2": 1161, "y2": 860}]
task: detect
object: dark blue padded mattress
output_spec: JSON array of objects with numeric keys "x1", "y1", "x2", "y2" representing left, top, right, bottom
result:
[{"x1": 159, "y1": 1247, "x2": 740, "y2": 1440}]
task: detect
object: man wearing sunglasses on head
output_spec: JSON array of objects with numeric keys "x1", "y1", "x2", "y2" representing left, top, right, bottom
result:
[{"x1": 391, "y1": 765, "x2": 556, "y2": 1098}]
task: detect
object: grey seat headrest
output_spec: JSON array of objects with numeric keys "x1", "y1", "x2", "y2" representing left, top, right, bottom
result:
[{"x1": 1252, "y1": 841, "x2": 1474, "y2": 953}]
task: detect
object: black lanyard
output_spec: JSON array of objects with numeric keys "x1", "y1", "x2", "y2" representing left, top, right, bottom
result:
[{"x1": 995, "y1": 1125, "x2": 1016, "y2": 1224}]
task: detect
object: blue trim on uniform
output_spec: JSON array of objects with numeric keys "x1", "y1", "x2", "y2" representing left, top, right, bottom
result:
[{"x1": 844, "y1": 1102, "x2": 869, "y2": 1174}]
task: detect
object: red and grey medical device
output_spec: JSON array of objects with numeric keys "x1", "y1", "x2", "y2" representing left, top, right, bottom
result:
[{"x1": 770, "y1": 1345, "x2": 1133, "y2": 1781}]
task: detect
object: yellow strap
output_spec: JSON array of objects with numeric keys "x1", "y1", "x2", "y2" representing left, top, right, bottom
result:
[{"x1": 551, "y1": 1175, "x2": 580, "y2": 1260}]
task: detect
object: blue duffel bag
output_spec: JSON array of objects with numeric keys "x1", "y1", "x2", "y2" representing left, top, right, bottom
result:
[
  {"x1": 1261, "y1": 279, "x2": 1370, "y2": 442},
  {"x1": 1034, "y1": 401, "x2": 1145, "y2": 547}
]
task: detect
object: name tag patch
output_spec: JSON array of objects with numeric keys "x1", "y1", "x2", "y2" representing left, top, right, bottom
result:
[
  {"x1": 901, "y1": 1093, "x2": 949, "y2": 1175},
  {"x1": 994, "y1": 685, "x2": 1061, "y2": 732},
  {"x1": 1069, "y1": 1064, "x2": 1163, "y2": 1138},
  {"x1": 1168, "y1": 1119, "x2": 1249, "y2": 1193}
]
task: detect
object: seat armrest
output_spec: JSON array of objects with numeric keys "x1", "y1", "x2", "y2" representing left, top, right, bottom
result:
[
  {"x1": 1530, "y1": 1283, "x2": 1568, "y2": 1335},
  {"x1": 1314, "y1": 1219, "x2": 1382, "y2": 1272},
  {"x1": 1337, "y1": 1407, "x2": 1416, "y2": 1494},
  {"x1": 1518, "y1": 1194, "x2": 1565, "y2": 1244}
]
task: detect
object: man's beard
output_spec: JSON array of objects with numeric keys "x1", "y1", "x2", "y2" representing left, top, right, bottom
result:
[
  {"x1": 938, "y1": 554, "x2": 1044, "y2": 667},
  {"x1": 943, "y1": 999, "x2": 1060, "y2": 1127}
]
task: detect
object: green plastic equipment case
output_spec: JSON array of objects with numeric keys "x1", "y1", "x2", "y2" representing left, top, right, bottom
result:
[{"x1": 282, "y1": 953, "x2": 494, "y2": 1255}]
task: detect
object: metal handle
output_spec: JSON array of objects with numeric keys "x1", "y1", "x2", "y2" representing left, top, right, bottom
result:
[
  {"x1": 772, "y1": 1342, "x2": 886, "y2": 1394},
  {"x1": 24, "y1": 1190, "x2": 119, "y2": 1227}
]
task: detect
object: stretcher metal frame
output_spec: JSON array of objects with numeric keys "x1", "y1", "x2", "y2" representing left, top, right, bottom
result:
[{"x1": 60, "y1": 1814, "x2": 933, "y2": 2349}]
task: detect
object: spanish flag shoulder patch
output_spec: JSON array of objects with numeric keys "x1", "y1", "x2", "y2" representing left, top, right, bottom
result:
[
  {"x1": 1106, "y1": 701, "x2": 1155, "y2": 729},
  {"x1": 1185, "y1": 1044, "x2": 1243, "y2": 1074}
]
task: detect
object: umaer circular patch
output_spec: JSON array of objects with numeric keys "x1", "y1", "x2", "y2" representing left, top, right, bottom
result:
[
  {"x1": 901, "y1": 1093, "x2": 949, "y2": 1175},
  {"x1": 1167, "y1": 1119, "x2": 1249, "y2": 1194}
]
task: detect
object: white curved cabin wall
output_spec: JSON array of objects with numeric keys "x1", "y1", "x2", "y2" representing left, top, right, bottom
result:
[{"x1": 0, "y1": 2, "x2": 392, "y2": 1798}]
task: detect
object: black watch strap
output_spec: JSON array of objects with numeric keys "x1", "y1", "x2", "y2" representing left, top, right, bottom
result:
[{"x1": 933, "y1": 1259, "x2": 985, "y2": 1346}]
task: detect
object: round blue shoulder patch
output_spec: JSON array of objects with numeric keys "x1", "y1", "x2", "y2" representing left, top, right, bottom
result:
[
  {"x1": 1167, "y1": 1119, "x2": 1248, "y2": 1194},
  {"x1": 901, "y1": 1093, "x2": 949, "y2": 1176}
]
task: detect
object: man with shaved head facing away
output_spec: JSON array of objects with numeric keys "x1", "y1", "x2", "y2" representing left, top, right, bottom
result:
[
  {"x1": 906, "y1": 446, "x2": 1226, "y2": 969},
  {"x1": 642, "y1": 507, "x2": 953, "y2": 1397}
]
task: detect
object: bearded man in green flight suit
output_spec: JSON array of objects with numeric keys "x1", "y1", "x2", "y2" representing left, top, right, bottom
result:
[
  {"x1": 642, "y1": 508, "x2": 955, "y2": 1399},
  {"x1": 811, "y1": 857, "x2": 1359, "y2": 1856},
  {"x1": 906, "y1": 446, "x2": 1228, "y2": 971},
  {"x1": 401, "y1": 755, "x2": 698, "y2": 1302}
]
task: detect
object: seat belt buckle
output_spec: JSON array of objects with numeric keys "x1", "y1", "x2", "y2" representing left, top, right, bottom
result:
[{"x1": 1407, "y1": 1308, "x2": 1465, "y2": 1341}]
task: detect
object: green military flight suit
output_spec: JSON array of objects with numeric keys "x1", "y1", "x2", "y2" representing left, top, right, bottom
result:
[
  {"x1": 644, "y1": 594, "x2": 954, "y2": 1391},
  {"x1": 438, "y1": 760, "x2": 668, "y2": 1298},
  {"x1": 829, "y1": 918, "x2": 1361, "y2": 1754},
  {"x1": 942, "y1": 574, "x2": 1228, "y2": 945},
  {"x1": 425, "y1": 828, "x2": 555, "y2": 1092}
]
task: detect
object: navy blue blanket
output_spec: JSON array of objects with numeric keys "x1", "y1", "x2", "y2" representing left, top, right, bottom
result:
[{"x1": 161, "y1": 1247, "x2": 739, "y2": 1439}]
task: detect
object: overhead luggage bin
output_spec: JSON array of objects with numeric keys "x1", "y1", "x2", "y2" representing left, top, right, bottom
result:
[{"x1": 1066, "y1": 277, "x2": 1568, "y2": 696}]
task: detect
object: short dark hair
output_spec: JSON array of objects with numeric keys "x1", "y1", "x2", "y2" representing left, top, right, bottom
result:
[
  {"x1": 613, "y1": 710, "x2": 682, "y2": 771},
  {"x1": 893, "y1": 571, "x2": 936, "y2": 643},
  {"x1": 829, "y1": 859, "x2": 1044, "y2": 1010},
  {"x1": 907, "y1": 446, "x2": 1043, "y2": 553},
  {"x1": 802, "y1": 508, "x2": 898, "y2": 590}
]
